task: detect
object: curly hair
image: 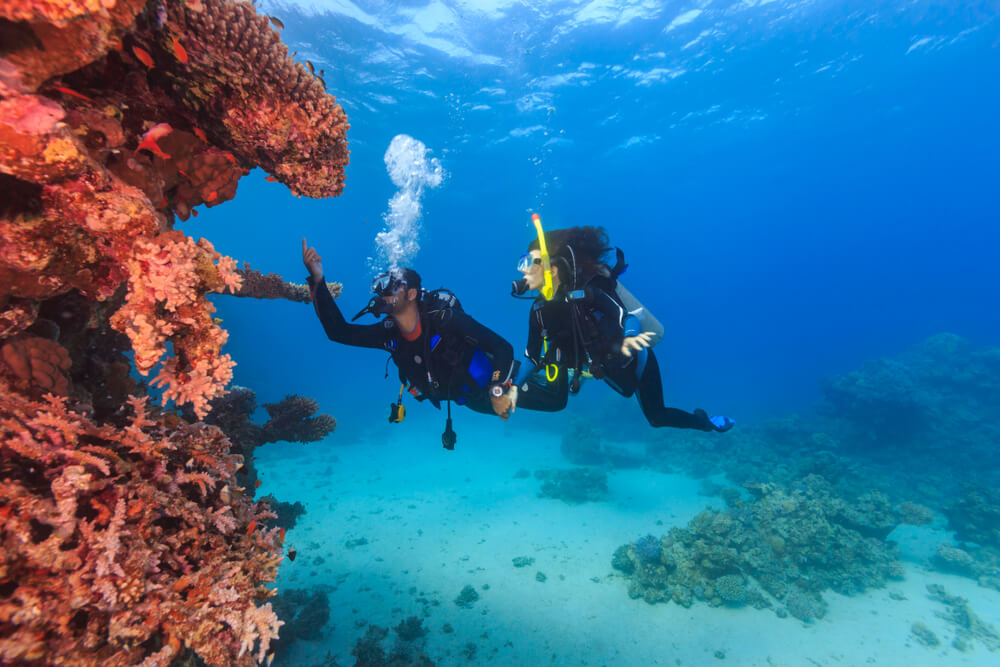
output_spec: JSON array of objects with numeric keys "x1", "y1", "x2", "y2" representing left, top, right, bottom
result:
[{"x1": 528, "y1": 226, "x2": 611, "y2": 285}]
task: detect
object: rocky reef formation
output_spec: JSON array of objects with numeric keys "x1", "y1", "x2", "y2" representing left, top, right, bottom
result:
[
  {"x1": 612, "y1": 475, "x2": 926, "y2": 621},
  {"x1": 0, "y1": 1, "x2": 348, "y2": 662}
]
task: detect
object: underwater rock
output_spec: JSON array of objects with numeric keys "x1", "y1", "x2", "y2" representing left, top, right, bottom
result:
[{"x1": 512, "y1": 556, "x2": 535, "y2": 568}]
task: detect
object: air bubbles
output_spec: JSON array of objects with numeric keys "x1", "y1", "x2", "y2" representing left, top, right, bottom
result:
[{"x1": 373, "y1": 135, "x2": 445, "y2": 272}]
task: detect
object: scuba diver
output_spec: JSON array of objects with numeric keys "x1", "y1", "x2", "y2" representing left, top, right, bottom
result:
[
  {"x1": 302, "y1": 239, "x2": 515, "y2": 449},
  {"x1": 508, "y1": 219, "x2": 734, "y2": 433}
]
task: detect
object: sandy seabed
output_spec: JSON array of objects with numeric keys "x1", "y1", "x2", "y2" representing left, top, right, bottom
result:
[{"x1": 258, "y1": 423, "x2": 1000, "y2": 667}]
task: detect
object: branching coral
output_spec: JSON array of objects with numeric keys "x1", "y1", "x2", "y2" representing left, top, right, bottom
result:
[
  {"x1": 235, "y1": 266, "x2": 341, "y2": 303},
  {"x1": 0, "y1": 381, "x2": 284, "y2": 665},
  {"x1": 109, "y1": 230, "x2": 241, "y2": 418}
]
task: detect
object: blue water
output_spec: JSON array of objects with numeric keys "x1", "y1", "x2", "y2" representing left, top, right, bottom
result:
[
  {"x1": 199, "y1": 0, "x2": 1000, "y2": 442},
  {"x1": 188, "y1": 1, "x2": 1000, "y2": 661}
]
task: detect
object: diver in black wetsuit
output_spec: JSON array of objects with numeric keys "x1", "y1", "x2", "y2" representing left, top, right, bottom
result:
[
  {"x1": 303, "y1": 239, "x2": 515, "y2": 448},
  {"x1": 508, "y1": 224, "x2": 734, "y2": 433}
]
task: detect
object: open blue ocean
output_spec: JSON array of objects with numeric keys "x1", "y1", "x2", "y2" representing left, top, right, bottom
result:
[{"x1": 197, "y1": 1, "x2": 1000, "y2": 664}]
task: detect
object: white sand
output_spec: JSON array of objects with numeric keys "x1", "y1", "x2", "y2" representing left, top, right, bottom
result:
[{"x1": 259, "y1": 425, "x2": 1000, "y2": 666}]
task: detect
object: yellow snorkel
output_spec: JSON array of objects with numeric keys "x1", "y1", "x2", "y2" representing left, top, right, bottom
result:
[{"x1": 532, "y1": 213, "x2": 555, "y2": 301}]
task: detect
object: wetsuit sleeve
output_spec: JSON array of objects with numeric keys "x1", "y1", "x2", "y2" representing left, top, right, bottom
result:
[
  {"x1": 307, "y1": 276, "x2": 390, "y2": 350},
  {"x1": 446, "y1": 310, "x2": 515, "y2": 385},
  {"x1": 623, "y1": 313, "x2": 641, "y2": 338},
  {"x1": 515, "y1": 307, "x2": 544, "y2": 386}
]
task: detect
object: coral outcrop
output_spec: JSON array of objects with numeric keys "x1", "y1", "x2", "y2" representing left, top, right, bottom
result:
[
  {"x1": 612, "y1": 475, "x2": 914, "y2": 620},
  {"x1": 0, "y1": 1, "x2": 348, "y2": 662},
  {"x1": 1, "y1": 0, "x2": 349, "y2": 416}
]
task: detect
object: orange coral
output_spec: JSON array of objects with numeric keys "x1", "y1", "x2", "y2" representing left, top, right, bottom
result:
[
  {"x1": 109, "y1": 230, "x2": 241, "y2": 418},
  {"x1": 0, "y1": 385, "x2": 283, "y2": 665}
]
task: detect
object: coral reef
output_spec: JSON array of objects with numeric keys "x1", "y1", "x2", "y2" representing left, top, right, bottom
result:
[
  {"x1": 453, "y1": 585, "x2": 479, "y2": 608},
  {"x1": 235, "y1": 266, "x2": 341, "y2": 303},
  {"x1": 204, "y1": 386, "x2": 335, "y2": 491},
  {"x1": 0, "y1": 382, "x2": 283, "y2": 665},
  {"x1": 351, "y1": 624, "x2": 435, "y2": 667},
  {"x1": 1, "y1": 0, "x2": 349, "y2": 415},
  {"x1": 535, "y1": 467, "x2": 608, "y2": 504},
  {"x1": 0, "y1": 2, "x2": 349, "y2": 662},
  {"x1": 269, "y1": 588, "x2": 330, "y2": 657},
  {"x1": 612, "y1": 475, "x2": 909, "y2": 619}
]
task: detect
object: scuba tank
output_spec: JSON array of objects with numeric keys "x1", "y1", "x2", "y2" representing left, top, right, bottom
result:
[{"x1": 614, "y1": 281, "x2": 664, "y2": 348}]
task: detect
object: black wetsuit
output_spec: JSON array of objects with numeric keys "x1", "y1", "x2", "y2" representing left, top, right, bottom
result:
[
  {"x1": 514, "y1": 285, "x2": 713, "y2": 430},
  {"x1": 308, "y1": 276, "x2": 514, "y2": 414}
]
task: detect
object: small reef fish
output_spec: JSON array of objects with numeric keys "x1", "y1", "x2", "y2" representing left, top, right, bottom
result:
[
  {"x1": 206, "y1": 191, "x2": 218, "y2": 201},
  {"x1": 192, "y1": 127, "x2": 208, "y2": 142},
  {"x1": 136, "y1": 123, "x2": 173, "y2": 160},
  {"x1": 287, "y1": 547, "x2": 297, "y2": 561},
  {"x1": 269, "y1": 16, "x2": 284, "y2": 30},
  {"x1": 306, "y1": 60, "x2": 314, "y2": 74},
  {"x1": 254, "y1": 478, "x2": 262, "y2": 488},
  {"x1": 132, "y1": 45, "x2": 155, "y2": 68},
  {"x1": 246, "y1": 520, "x2": 257, "y2": 536},
  {"x1": 191, "y1": 208, "x2": 199, "y2": 217},
  {"x1": 279, "y1": 528, "x2": 286, "y2": 542},
  {"x1": 50, "y1": 86, "x2": 93, "y2": 102},
  {"x1": 170, "y1": 36, "x2": 188, "y2": 64},
  {"x1": 223, "y1": 152, "x2": 237, "y2": 165},
  {"x1": 265, "y1": 176, "x2": 278, "y2": 182},
  {"x1": 317, "y1": 76, "x2": 325, "y2": 89}
]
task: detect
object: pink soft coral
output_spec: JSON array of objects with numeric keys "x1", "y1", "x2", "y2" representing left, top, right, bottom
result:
[{"x1": 110, "y1": 231, "x2": 242, "y2": 418}]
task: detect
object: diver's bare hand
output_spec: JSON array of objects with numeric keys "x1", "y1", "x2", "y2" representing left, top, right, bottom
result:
[
  {"x1": 302, "y1": 238, "x2": 324, "y2": 282},
  {"x1": 621, "y1": 331, "x2": 655, "y2": 357},
  {"x1": 491, "y1": 394, "x2": 513, "y2": 421}
]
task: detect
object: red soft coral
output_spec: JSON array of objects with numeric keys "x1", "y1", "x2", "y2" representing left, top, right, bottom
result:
[{"x1": 0, "y1": 384, "x2": 284, "y2": 665}]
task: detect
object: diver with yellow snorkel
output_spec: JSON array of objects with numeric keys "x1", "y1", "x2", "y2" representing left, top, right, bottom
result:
[{"x1": 508, "y1": 216, "x2": 734, "y2": 432}]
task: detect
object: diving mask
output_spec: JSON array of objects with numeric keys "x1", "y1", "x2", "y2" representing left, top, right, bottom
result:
[
  {"x1": 517, "y1": 253, "x2": 542, "y2": 273},
  {"x1": 353, "y1": 271, "x2": 408, "y2": 321},
  {"x1": 371, "y1": 272, "x2": 407, "y2": 296}
]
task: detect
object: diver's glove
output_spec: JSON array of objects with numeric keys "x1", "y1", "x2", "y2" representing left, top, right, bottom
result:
[{"x1": 694, "y1": 409, "x2": 735, "y2": 433}]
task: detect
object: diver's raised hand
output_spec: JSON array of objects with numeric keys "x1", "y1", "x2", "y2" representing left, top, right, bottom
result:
[
  {"x1": 302, "y1": 238, "x2": 323, "y2": 282},
  {"x1": 621, "y1": 331, "x2": 655, "y2": 357}
]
